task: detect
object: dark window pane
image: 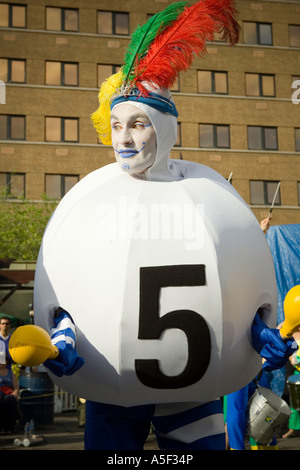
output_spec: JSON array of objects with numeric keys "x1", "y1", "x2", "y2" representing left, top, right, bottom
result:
[
  {"x1": 45, "y1": 62, "x2": 61, "y2": 85},
  {"x1": 216, "y1": 126, "x2": 230, "y2": 148},
  {"x1": 197, "y1": 71, "x2": 212, "y2": 93},
  {"x1": 248, "y1": 127, "x2": 262, "y2": 150},
  {"x1": 259, "y1": 24, "x2": 272, "y2": 45},
  {"x1": 0, "y1": 173, "x2": 7, "y2": 195},
  {"x1": 64, "y1": 175, "x2": 78, "y2": 194},
  {"x1": 214, "y1": 72, "x2": 227, "y2": 94},
  {"x1": 12, "y1": 5, "x2": 26, "y2": 28},
  {"x1": 250, "y1": 181, "x2": 264, "y2": 204},
  {"x1": 46, "y1": 7, "x2": 61, "y2": 30},
  {"x1": 46, "y1": 117, "x2": 61, "y2": 141},
  {"x1": 0, "y1": 59, "x2": 8, "y2": 82},
  {"x1": 199, "y1": 124, "x2": 214, "y2": 147},
  {"x1": 262, "y1": 75, "x2": 275, "y2": 96},
  {"x1": 290, "y1": 25, "x2": 300, "y2": 47},
  {"x1": 295, "y1": 128, "x2": 300, "y2": 152},
  {"x1": 64, "y1": 63, "x2": 78, "y2": 86},
  {"x1": 246, "y1": 73, "x2": 259, "y2": 96},
  {"x1": 11, "y1": 60, "x2": 25, "y2": 83},
  {"x1": 98, "y1": 12, "x2": 112, "y2": 34},
  {"x1": 64, "y1": 119, "x2": 78, "y2": 141},
  {"x1": 98, "y1": 64, "x2": 113, "y2": 87},
  {"x1": 264, "y1": 128, "x2": 277, "y2": 150},
  {"x1": 115, "y1": 12, "x2": 129, "y2": 35},
  {"x1": 267, "y1": 182, "x2": 280, "y2": 205},
  {"x1": 11, "y1": 116, "x2": 25, "y2": 139},
  {"x1": 64, "y1": 9, "x2": 78, "y2": 31},
  {"x1": 244, "y1": 22, "x2": 257, "y2": 44},
  {"x1": 0, "y1": 115, "x2": 7, "y2": 139},
  {"x1": 10, "y1": 173, "x2": 25, "y2": 197},
  {"x1": 46, "y1": 174, "x2": 61, "y2": 199},
  {"x1": 0, "y1": 4, "x2": 9, "y2": 27}
]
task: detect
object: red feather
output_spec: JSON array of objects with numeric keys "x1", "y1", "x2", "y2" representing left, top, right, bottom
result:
[{"x1": 133, "y1": 0, "x2": 240, "y2": 94}]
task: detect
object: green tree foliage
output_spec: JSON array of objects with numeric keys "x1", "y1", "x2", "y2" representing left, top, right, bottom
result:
[{"x1": 0, "y1": 199, "x2": 57, "y2": 261}]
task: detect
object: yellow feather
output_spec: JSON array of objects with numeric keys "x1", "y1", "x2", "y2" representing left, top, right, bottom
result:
[{"x1": 91, "y1": 69, "x2": 124, "y2": 145}]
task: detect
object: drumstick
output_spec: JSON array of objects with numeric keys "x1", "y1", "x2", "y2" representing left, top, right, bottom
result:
[
  {"x1": 280, "y1": 285, "x2": 300, "y2": 340},
  {"x1": 268, "y1": 182, "x2": 281, "y2": 220},
  {"x1": 9, "y1": 325, "x2": 59, "y2": 366}
]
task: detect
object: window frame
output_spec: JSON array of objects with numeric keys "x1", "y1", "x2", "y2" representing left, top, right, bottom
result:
[
  {"x1": 289, "y1": 24, "x2": 300, "y2": 48},
  {"x1": 45, "y1": 117, "x2": 79, "y2": 143},
  {"x1": 243, "y1": 21, "x2": 273, "y2": 46},
  {"x1": 45, "y1": 61, "x2": 79, "y2": 86},
  {"x1": 197, "y1": 70, "x2": 228, "y2": 95},
  {"x1": 250, "y1": 180, "x2": 281, "y2": 206},
  {"x1": 247, "y1": 126, "x2": 278, "y2": 151},
  {"x1": 46, "y1": 7, "x2": 79, "y2": 32},
  {"x1": 0, "y1": 114, "x2": 26, "y2": 140},
  {"x1": 245, "y1": 72, "x2": 275, "y2": 97},
  {"x1": 0, "y1": 3, "x2": 26, "y2": 28},
  {"x1": 97, "y1": 10, "x2": 130, "y2": 36},
  {"x1": 0, "y1": 172, "x2": 25, "y2": 198},
  {"x1": 45, "y1": 174, "x2": 79, "y2": 199},
  {"x1": 0, "y1": 58, "x2": 26, "y2": 83}
]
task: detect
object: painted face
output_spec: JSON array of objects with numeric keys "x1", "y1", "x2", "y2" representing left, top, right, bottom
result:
[{"x1": 111, "y1": 103, "x2": 157, "y2": 175}]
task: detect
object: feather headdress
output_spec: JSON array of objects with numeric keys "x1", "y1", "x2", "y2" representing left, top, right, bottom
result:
[{"x1": 92, "y1": 0, "x2": 240, "y2": 145}]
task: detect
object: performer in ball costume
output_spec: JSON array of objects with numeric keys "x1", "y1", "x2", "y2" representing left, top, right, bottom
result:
[{"x1": 32, "y1": 0, "x2": 296, "y2": 450}]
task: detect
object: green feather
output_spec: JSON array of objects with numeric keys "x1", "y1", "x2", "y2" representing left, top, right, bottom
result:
[{"x1": 123, "y1": 1, "x2": 187, "y2": 82}]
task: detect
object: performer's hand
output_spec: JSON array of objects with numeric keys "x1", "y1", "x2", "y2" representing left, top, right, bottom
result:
[
  {"x1": 251, "y1": 312, "x2": 297, "y2": 371},
  {"x1": 44, "y1": 309, "x2": 85, "y2": 377}
]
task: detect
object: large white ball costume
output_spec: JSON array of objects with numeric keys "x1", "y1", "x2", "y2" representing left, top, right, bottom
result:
[{"x1": 34, "y1": 91, "x2": 277, "y2": 406}]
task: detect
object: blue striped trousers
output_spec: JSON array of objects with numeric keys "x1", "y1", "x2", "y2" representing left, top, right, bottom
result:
[{"x1": 84, "y1": 399, "x2": 225, "y2": 450}]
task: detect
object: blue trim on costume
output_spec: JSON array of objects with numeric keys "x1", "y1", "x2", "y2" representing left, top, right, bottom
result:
[
  {"x1": 111, "y1": 92, "x2": 178, "y2": 117},
  {"x1": 152, "y1": 400, "x2": 223, "y2": 434},
  {"x1": 155, "y1": 432, "x2": 226, "y2": 451}
]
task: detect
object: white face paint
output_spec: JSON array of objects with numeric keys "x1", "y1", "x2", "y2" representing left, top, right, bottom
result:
[{"x1": 111, "y1": 103, "x2": 157, "y2": 175}]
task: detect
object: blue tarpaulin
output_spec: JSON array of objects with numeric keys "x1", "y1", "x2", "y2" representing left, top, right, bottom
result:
[{"x1": 266, "y1": 224, "x2": 300, "y2": 396}]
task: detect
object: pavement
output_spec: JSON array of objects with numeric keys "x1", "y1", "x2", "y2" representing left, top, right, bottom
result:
[
  {"x1": 1, "y1": 410, "x2": 300, "y2": 452},
  {"x1": 0, "y1": 411, "x2": 300, "y2": 452},
  {"x1": 0, "y1": 410, "x2": 160, "y2": 451}
]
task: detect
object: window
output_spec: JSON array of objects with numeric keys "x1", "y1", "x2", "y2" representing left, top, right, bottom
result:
[
  {"x1": 298, "y1": 182, "x2": 300, "y2": 206},
  {"x1": 97, "y1": 11, "x2": 129, "y2": 35},
  {"x1": 45, "y1": 174, "x2": 79, "y2": 199},
  {"x1": 199, "y1": 124, "x2": 230, "y2": 148},
  {"x1": 0, "y1": 115, "x2": 25, "y2": 140},
  {"x1": 289, "y1": 25, "x2": 300, "y2": 48},
  {"x1": 46, "y1": 7, "x2": 78, "y2": 32},
  {"x1": 45, "y1": 117, "x2": 79, "y2": 142},
  {"x1": 243, "y1": 22, "x2": 272, "y2": 45},
  {"x1": 45, "y1": 61, "x2": 78, "y2": 86},
  {"x1": 245, "y1": 73, "x2": 275, "y2": 97},
  {"x1": 295, "y1": 129, "x2": 300, "y2": 152},
  {"x1": 198, "y1": 71, "x2": 228, "y2": 94},
  {"x1": 248, "y1": 126, "x2": 278, "y2": 150},
  {"x1": 0, "y1": 3, "x2": 26, "y2": 28},
  {"x1": 97, "y1": 64, "x2": 121, "y2": 88},
  {"x1": 0, "y1": 58, "x2": 26, "y2": 83},
  {"x1": 250, "y1": 180, "x2": 281, "y2": 206},
  {"x1": 0, "y1": 172, "x2": 25, "y2": 198}
]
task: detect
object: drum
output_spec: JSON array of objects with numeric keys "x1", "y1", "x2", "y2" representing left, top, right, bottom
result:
[
  {"x1": 247, "y1": 386, "x2": 291, "y2": 445},
  {"x1": 287, "y1": 375, "x2": 300, "y2": 410}
]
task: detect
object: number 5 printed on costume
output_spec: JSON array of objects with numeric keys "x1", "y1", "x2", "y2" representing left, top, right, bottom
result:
[{"x1": 136, "y1": 264, "x2": 210, "y2": 389}]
